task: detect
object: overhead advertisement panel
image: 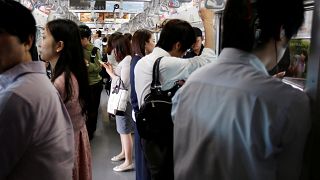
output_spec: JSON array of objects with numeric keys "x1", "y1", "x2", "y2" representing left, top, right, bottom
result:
[{"x1": 105, "y1": 1, "x2": 145, "y2": 13}]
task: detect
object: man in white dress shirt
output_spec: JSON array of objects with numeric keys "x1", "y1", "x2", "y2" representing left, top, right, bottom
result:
[
  {"x1": 172, "y1": 0, "x2": 310, "y2": 180},
  {"x1": 134, "y1": 8, "x2": 216, "y2": 180}
]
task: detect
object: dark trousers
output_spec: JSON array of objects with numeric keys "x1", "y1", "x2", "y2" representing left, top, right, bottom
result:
[
  {"x1": 86, "y1": 80, "x2": 103, "y2": 140},
  {"x1": 141, "y1": 138, "x2": 173, "y2": 180},
  {"x1": 135, "y1": 123, "x2": 151, "y2": 180}
]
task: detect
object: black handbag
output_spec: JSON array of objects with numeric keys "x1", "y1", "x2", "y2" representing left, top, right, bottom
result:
[{"x1": 136, "y1": 57, "x2": 181, "y2": 142}]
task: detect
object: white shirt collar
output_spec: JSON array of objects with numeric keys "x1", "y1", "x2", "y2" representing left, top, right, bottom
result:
[{"x1": 219, "y1": 48, "x2": 269, "y2": 75}]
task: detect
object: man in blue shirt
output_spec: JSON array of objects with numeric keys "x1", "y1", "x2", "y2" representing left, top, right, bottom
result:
[
  {"x1": 173, "y1": 0, "x2": 310, "y2": 179},
  {"x1": 0, "y1": 1, "x2": 74, "y2": 179}
]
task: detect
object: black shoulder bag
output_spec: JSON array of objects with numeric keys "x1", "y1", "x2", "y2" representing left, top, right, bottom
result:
[
  {"x1": 90, "y1": 47, "x2": 99, "y2": 63},
  {"x1": 136, "y1": 57, "x2": 181, "y2": 142}
]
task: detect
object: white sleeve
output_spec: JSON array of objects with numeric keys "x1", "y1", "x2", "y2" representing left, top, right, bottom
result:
[{"x1": 161, "y1": 48, "x2": 216, "y2": 90}]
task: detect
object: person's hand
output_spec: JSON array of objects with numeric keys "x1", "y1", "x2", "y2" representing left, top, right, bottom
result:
[
  {"x1": 199, "y1": 8, "x2": 214, "y2": 23},
  {"x1": 102, "y1": 62, "x2": 114, "y2": 76},
  {"x1": 84, "y1": 59, "x2": 89, "y2": 66},
  {"x1": 273, "y1": 71, "x2": 286, "y2": 78}
]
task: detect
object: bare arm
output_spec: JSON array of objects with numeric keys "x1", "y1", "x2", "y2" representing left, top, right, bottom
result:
[{"x1": 199, "y1": 8, "x2": 215, "y2": 49}]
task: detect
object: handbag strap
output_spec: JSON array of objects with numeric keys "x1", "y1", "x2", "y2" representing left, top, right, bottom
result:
[
  {"x1": 117, "y1": 78, "x2": 124, "y2": 88},
  {"x1": 150, "y1": 57, "x2": 163, "y2": 92},
  {"x1": 113, "y1": 78, "x2": 127, "y2": 93}
]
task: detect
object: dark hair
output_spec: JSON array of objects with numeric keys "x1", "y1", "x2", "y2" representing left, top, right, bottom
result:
[
  {"x1": 102, "y1": 37, "x2": 108, "y2": 47},
  {"x1": 107, "y1": 32, "x2": 122, "y2": 55},
  {"x1": 124, "y1": 33, "x2": 132, "y2": 41},
  {"x1": 301, "y1": 49, "x2": 308, "y2": 62},
  {"x1": 31, "y1": 45, "x2": 39, "y2": 61},
  {"x1": 156, "y1": 19, "x2": 195, "y2": 52},
  {"x1": 0, "y1": 0, "x2": 36, "y2": 58},
  {"x1": 193, "y1": 27, "x2": 202, "y2": 37},
  {"x1": 79, "y1": 24, "x2": 92, "y2": 39},
  {"x1": 47, "y1": 19, "x2": 90, "y2": 118},
  {"x1": 131, "y1": 29, "x2": 153, "y2": 57},
  {"x1": 96, "y1": 30, "x2": 102, "y2": 37},
  {"x1": 112, "y1": 35, "x2": 132, "y2": 62},
  {"x1": 222, "y1": 0, "x2": 304, "y2": 52}
]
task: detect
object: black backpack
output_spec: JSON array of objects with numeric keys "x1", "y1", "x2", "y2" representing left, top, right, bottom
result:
[{"x1": 136, "y1": 57, "x2": 181, "y2": 142}]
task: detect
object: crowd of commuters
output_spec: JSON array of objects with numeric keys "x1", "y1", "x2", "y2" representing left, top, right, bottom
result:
[{"x1": 0, "y1": 0, "x2": 314, "y2": 179}]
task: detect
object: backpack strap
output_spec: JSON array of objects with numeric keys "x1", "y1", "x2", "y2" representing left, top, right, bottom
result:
[
  {"x1": 150, "y1": 57, "x2": 163, "y2": 93},
  {"x1": 150, "y1": 56, "x2": 184, "y2": 98},
  {"x1": 90, "y1": 47, "x2": 99, "y2": 63}
]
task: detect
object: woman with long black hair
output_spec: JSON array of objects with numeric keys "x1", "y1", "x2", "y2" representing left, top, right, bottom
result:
[{"x1": 39, "y1": 19, "x2": 92, "y2": 180}]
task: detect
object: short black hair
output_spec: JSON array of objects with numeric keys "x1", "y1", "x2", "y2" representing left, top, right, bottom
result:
[
  {"x1": 193, "y1": 27, "x2": 202, "y2": 37},
  {"x1": 79, "y1": 25, "x2": 92, "y2": 39},
  {"x1": 156, "y1": 19, "x2": 195, "y2": 52},
  {"x1": 124, "y1": 33, "x2": 132, "y2": 41},
  {"x1": 222, "y1": 0, "x2": 304, "y2": 52},
  {"x1": 0, "y1": 0, "x2": 37, "y2": 59},
  {"x1": 0, "y1": 0, "x2": 36, "y2": 43}
]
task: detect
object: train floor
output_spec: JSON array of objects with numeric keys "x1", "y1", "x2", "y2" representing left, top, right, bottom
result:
[{"x1": 91, "y1": 90, "x2": 135, "y2": 180}]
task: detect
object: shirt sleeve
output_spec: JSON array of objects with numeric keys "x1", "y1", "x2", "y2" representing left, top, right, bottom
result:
[
  {"x1": 120, "y1": 59, "x2": 131, "y2": 89},
  {"x1": 161, "y1": 48, "x2": 216, "y2": 90},
  {"x1": 111, "y1": 57, "x2": 131, "y2": 90},
  {"x1": 277, "y1": 94, "x2": 311, "y2": 180},
  {"x1": 0, "y1": 93, "x2": 33, "y2": 178},
  {"x1": 171, "y1": 87, "x2": 182, "y2": 122}
]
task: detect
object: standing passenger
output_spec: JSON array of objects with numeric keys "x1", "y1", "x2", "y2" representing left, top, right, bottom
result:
[
  {"x1": 134, "y1": 8, "x2": 216, "y2": 180},
  {"x1": 39, "y1": 19, "x2": 92, "y2": 180},
  {"x1": 106, "y1": 32, "x2": 122, "y2": 72},
  {"x1": 94, "y1": 30, "x2": 103, "y2": 56},
  {"x1": 131, "y1": 29, "x2": 156, "y2": 180},
  {"x1": 183, "y1": 27, "x2": 204, "y2": 58},
  {"x1": 102, "y1": 35, "x2": 135, "y2": 172},
  {"x1": 79, "y1": 25, "x2": 103, "y2": 140},
  {"x1": 173, "y1": 0, "x2": 310, "y2": 179},
  {"x1": 0, "y1": 1, "x2": 74, "y2": 179}
]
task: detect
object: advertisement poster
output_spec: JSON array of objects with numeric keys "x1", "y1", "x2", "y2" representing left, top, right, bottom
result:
[{"x1": 287, "y1": 39, "x2": 310, "y2": 78}]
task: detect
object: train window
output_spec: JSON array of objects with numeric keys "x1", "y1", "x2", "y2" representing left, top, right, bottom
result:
[{"x1": 281, "y1": 9, "x2": 314, "y2": 90}]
